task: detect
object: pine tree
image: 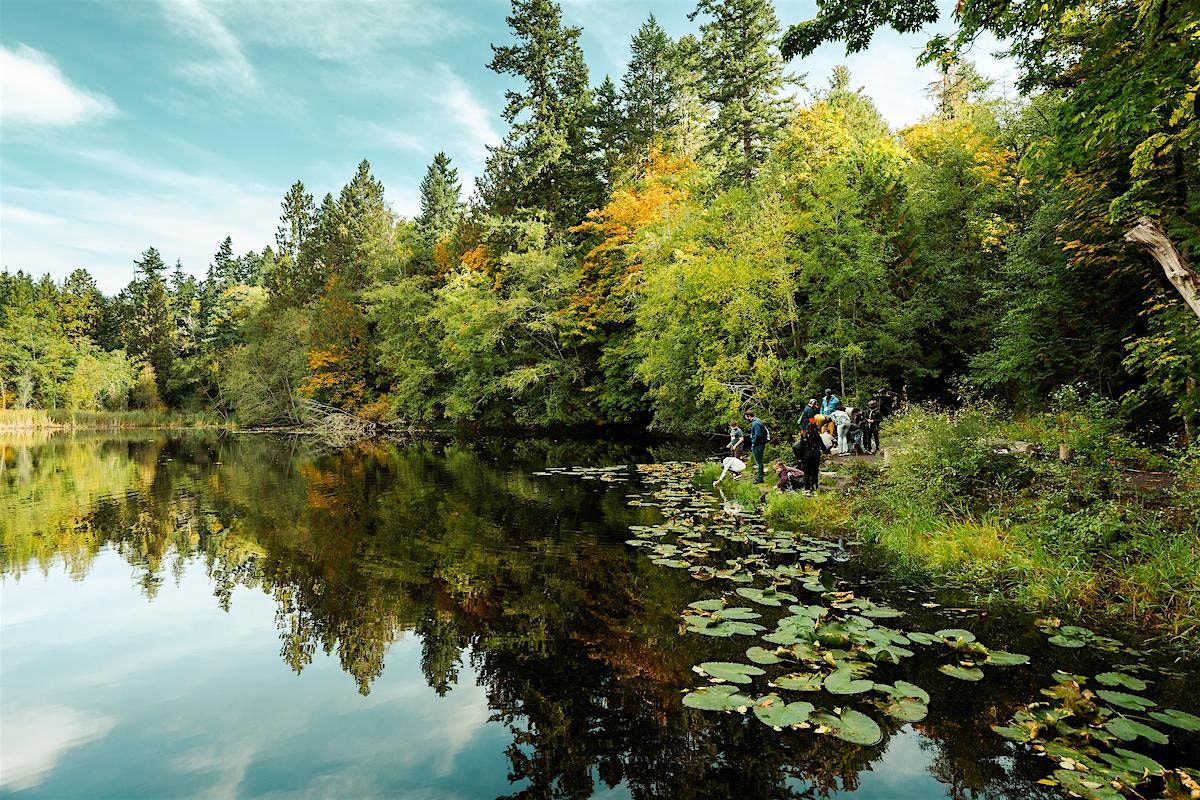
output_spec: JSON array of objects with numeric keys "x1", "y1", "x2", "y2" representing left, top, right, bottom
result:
[
  {"x1": 620, "y1": 15, "x2": 680, "y2": 156},
  {"x1": 415, "y1": 152, "x2": 462, "y2": 245},
  {"x1": 58, "y1": 268, "x2": 103, "y2": 343},
  {"x1": 126, "y1": 247, "x2": 175, "y2": 398},
  {"x1": 328, "y1": 159, "x2": 387, "y2": 290},
  {"x1": 207, "y1": 236, "x2": 236, "y2": 287},
  {"x1": 483, "y1": 0, "x2": 596, "y2": 226},
  {"x1": 592, "y1": 76, "x2": 625, "y2": 187},
  {"x1": 690, "y1": 0, "x2": 792, "y2": 187},
  {"x1": 133, "y1": 246, "x2": 167, "y2": 283},
  {"x1": 275, "y1": 180, "x2": 317, "y2": 262}
]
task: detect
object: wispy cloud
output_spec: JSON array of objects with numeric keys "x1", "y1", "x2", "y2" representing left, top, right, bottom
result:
[
  {"x1": 159, "y1": 0, "x2": 259, "y2": 94},
  {"x1": 436, "y1": 67, "x2": 501, "y2": 166},
  {"x1": 0, "y1": 44, "x2": 116, "y2": 127}
]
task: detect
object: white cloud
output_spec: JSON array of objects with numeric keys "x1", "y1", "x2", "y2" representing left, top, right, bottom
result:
[
  {"x1": 0, "y1": 705, "x2": 116, "y2": 791},
  {"x1": 159, "y1": 0, "x2": 259, "y2": 94},
  {"x1": 0, "y1": 44, "x2": 116, "y2": 127},
  {"x1": 1, "y1": 149, "x2": 280, "y2": 292},
  {"x1": 436, "y1": 67, "x2": 501, "y2": 166}
]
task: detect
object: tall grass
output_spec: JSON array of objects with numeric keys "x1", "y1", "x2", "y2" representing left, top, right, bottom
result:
[{"x1": 0, "y1": 408, "x2": 219, "y2": 430}]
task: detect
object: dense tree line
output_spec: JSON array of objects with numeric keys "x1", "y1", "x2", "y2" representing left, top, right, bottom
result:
[{"x1": 2, "y1": 0, "x2": 1196, "y2": 439}]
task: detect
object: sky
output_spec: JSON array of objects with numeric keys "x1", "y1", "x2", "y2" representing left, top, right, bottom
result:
[{"x1": 0, "y1": 0, "x2": 1018, "y2": 293}]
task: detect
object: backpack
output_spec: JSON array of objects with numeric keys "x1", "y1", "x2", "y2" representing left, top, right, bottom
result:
[{"x1": 762, "y1": 422, "x2": 771, "y2": 443}]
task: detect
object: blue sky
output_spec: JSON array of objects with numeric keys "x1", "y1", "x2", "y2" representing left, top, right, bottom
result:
[{"x1": 0, "y1": 0, "x2": 1016, "y2": 293}]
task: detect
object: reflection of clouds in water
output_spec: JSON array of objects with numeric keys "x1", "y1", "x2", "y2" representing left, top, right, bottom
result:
[
  {"x1": 166, "y1": 640, "x2": 498, "y2": 797},
  {"x1": 0, "y1": 705, "x2": 115, "y2": 791},
  {"x1": 872, "y1": 728, "x2": 934, "y2": 783}
]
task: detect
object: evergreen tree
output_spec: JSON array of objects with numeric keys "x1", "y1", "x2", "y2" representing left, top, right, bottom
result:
[
  {"x1": 57, "y1": 268, "x2": 103, "y2": 343},
  {"x1": 591, "y1": 76, "x2": 625, "y2": 187},
  {"x1": 275, "y1": 180, "x2": 317, "y2": 262},
  {"x1": 126, "y1": 248, "x2": 175, "y2": 398},
  {"x1": 415, "y1": 152, "x2": 463, "y2": 245},
  {"x1": 207, "y1": 236, "x2": 237, "y2": 287},
  {"x1": 328, "y1": 160, "x2": 387, "y2": 290},
  {"x1": 690, "y1": 0, "x2": 791, "y2": 187},
  {"x1": 483, "y1": 0, "x2": 596, "y2": 226},
  {"x1": 620, "y1": 15, "x2": 680, "y2": 156}
]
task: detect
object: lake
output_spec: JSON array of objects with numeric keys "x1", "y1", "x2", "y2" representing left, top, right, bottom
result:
[{"x1": 1, "y1": 432, "x2": 1196, "y2": 799}]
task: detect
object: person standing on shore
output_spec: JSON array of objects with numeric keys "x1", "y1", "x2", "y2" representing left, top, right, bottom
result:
[
  {"x1": 830, "y1": 405, "x2": 852, "y2": 455},
  {"x1": 727, "y1": 420, "x2": 745, "y2": 457},
  {"x1": 820, "y1": 388, "x2": 840, "y2": 416},
  {"x1": 792, "y1": 422, "x2": 831, "y2": 493},
  {"x1": 745, "y1": 411, "x2": 768, "y2": 484},
  {"x1": 799, "y1": 398, "x2": 819, "y2": 430},
  {"x1": 864, "y1": 399, "x2": 882, "y2": 454}
]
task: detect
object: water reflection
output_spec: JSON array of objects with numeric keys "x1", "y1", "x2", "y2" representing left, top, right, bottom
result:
[{"x1": 0, "y1": 433, "x2": 1180, "y2": 798}]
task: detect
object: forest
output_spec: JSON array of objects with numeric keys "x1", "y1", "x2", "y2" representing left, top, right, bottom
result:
[{"x1": 1, "y1": 0, "x2": 1197, "y2": 441}]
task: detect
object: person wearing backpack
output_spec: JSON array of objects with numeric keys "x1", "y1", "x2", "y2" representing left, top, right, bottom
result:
[{"x1": 744, "y1": 411, "x2": 769, "y2": 483}]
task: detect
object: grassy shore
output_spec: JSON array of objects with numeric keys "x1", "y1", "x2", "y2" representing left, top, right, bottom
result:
[
  {"x1": 698, "y1": 403, "x2": 1200, "y2": 652},
  {"x1": 0, "y1": 408, "x2": 220, "y2": 431}
]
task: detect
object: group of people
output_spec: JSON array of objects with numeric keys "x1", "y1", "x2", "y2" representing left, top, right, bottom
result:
[{"x1": 714, "y1": 389, "x2": 883, "y2": 495}]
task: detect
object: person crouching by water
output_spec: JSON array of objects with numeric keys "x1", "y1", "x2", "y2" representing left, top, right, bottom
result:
[
  {"x1": 792, "y1": 421, "x2": 831, "y2": 493},
  {"x1": 745, "y1": 410, "x2": 768, "y2": 484},
  {"x1": 713, "y1": 454, "x2": 747, "y2": 486},
  {"x1": 727, "y1": 420, "x2": 745, "y2": 458},
  {"x1": 774, "y1": 461, "x2": 805, "y2": 492}
]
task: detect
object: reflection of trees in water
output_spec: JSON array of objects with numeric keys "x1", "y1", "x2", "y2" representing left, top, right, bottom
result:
[{"x1": 1, "y1": 433, "x2": 1053, "y2": 798}]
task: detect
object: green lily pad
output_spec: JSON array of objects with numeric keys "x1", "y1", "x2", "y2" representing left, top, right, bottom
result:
[
  {"x1": 1105, "y1": 716, "x2": 1168, "y2": 744},
  {"x1": 1052, "y1": 670, "x2": 1088, "y2": 684},
  {"x1": 682, "y1": 685, "x2": 752, "y2": 712},
  {"x1": 745, "y1": 646, "x2": 784, "y2": 665},
  {"x1": 653, "y1": 558, "x2": 690, "y2": 568},
  {"x1": 1100, "y1": 748, "x2": 1163, "y2": 777},
  {"x1": 1051, "y1": 769, "x2": 1123, "y2": 800},
  {"x1": 687, "y1": 620, "x2": 765, "y2": 637},
  {"x1": 878, "y1": 680, "x2": 930, "y2": 704},
  {"x1": 714, "y1": 607, "x2": 762, "y2": 621},
  {"x1": 814, "y1": 709, "x2": 883, "y2": 746},
  {"x1": 936, "y1": 628, "x2": 976, "y2": 645},
  {"x1": 774, "y1": 672, "x2": 824, "y2": 691},
  {"x1": 984, "y1": 651, "x2": 1030, "y2": 666},
  {"x1": 688, "y1": 599, "x2": 727, "y2": 612},
  {"x1": 752, "y1": 694, "x2": 814, "y2": 728},
  {"x1": 736, "y1": 587, "x2": 798, "y2": 607},
  {"x1": 906, "y1": 631, "x2": 939, "y2": 645},
  {"x1": 1095, "y1": 672, "x2": 1147, "y2": 691},
  {"x1": 761, "y1": 629, "x2": 806, "y2": 646},
  {"x1": 939, "y1": 664, "x2": 984, "y2": 681},
  {"x1": 824, "y1": 666, "x2": 874, "y2": 695},
  {"x1": 1047, "y1": 634, "x2": 1087, "y2": 648},
  {"x1": 991, "y1": 723, "x2": 1034, "y2": 742},
  {"x1": 1147, "y1": 708, "x2": 1200, "y2": 731},
  {"x1": 860, "y1": 605, "x2": 904, "y2": 619},
  {"x1": 1095, "y1": 690, "x2": 1155, "y2": 711},
  {"x1": 696, "y1": 662, "x2": 766, "y2": 684},
  {"x1": 884, "y1": 696, "x2": 929, "y2": 722}
]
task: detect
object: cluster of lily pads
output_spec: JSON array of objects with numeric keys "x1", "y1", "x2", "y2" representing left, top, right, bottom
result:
[
  {"x1": 532, "y1": 465, "x2": 630, "y2": 483},
  {"x1": 993, "y1": 670, "x2": 1200, "y2": 799},
  {"x1": 536, "y1": 460, "x2": 1200, "y2": 794},
  {"x1": 551, "y1": 461, "x2": 1031, "y2": 748}
]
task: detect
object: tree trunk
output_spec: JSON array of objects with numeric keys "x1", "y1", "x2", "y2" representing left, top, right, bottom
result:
[{"x1": 1124, "y1": 216, "x2": 1200, "y2": 320}]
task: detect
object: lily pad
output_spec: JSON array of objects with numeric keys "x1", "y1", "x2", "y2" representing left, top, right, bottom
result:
[
  {"x1": 1095, "y1": 672, "x2": 1147, "y2": 691},
  {"x1": 936, "y1": 628, "x2": 976, "y2": 645},
  {"x1": 653, "y1": 558, "x2": 690, "y2": 568},
  {"x1": 736, "y1": 587, "x2": 798, "y2": 607},
  {"x1": 745, "y1": 646, "x2": 784, "y2": 665},
  {"x1": 991, "y1": 723, "x2": 1034, "y2": 742},
  {"x1": 818, "y1": 709, "x2": 883, "y2": 746},
  {"x1": 878, "y1": 680, "x2": 930, "y2": 704},
  {"x1": 939, "y1": 664, "x2": 984, "y2": 681},
  {"x1": 696, "y1": 661, "x2": 766, "y2": 684},
  {"x1": 906, "y1": 631, "x2": 939, "y2": 646},
  {"x1": 824, "y1": 666, "x2": 875, "y2": 695},
  {"x1": 1051, "y1": 769, "x2": 1124, "y2": 800},
  {"x1": 984, "y1": 651, "x2": 1030, "y2": 666},
  {"x1": 1105, "y1": 716, "x2": 1168, "y2": 744},
  {"x1": 682, "y1": 685, "x2": 752, "y2": 712},
  {"x1": 1048, "y1": 634, "x2": 1087, "y2": 648},
  {"x1": 884, "y1": 696, "x2": 929, "y2": 722},
  {"x1": 714, "y1": 607, "x2": 762, "y2": 621},
  {"x1": 1095, "y1": 690, "x2": 1155, "y2": 711},
  {"x1": 774, "y1": 672, "x2": 824, "y2": 692},
  {"x1": 1100, "y1": 748, "x2": 1164, "y2": 777},
  {"x1": 1147, "y1": 708, "x2": 1200, "y2": 731},
  {"x1": 687, "y1": 620, "x2": 765, "y2": 637},
  {"x1": 752, "y1": 694, "x2": 814, "y2": 728}
]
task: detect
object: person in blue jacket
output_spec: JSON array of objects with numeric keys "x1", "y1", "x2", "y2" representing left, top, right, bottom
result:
[
  {"x1": 744, "y1": 411, "x2": 768, "y2": 483},
  {"x1": 820, "y1": 388, "x2": 841, "y2": 416}
]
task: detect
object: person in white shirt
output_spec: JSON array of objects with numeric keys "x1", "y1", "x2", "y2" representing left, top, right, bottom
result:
[
  {"x1": 713, "y1": 455, "x2": 746, "y2": 485},
  {"x1": 830, "y1": 406, "x2": 852, "y2": 455}
]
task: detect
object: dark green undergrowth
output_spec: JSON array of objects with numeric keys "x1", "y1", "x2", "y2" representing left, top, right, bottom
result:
[{"x1": 699, "y1": 398, "x2": 1200, "y2": 653}]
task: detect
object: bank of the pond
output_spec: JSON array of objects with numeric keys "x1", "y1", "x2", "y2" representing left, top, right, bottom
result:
[
  {"x1": 0, "y1": 408, "x2": 221, "y2": 431},
  {"x1": 697, "y1": 408, "x2": 1200, "y2": 654}
]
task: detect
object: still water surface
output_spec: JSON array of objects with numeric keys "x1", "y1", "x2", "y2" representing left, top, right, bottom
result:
[{"x1": 1, "y1": 433, "x2": 1196, "y2": 799}]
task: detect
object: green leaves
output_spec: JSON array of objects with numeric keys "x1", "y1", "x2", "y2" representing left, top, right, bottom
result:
[
  {"x1": 823, "y1": 666, "x2": 874, "y2": 695},
  {"x1": 811, "y1": 709, "x2": 883, "y2": 746},
  {"x1": 695, "y1": 662, "x2": 766, "y2": 684},
  {"x1": 1095, "y1": 672, "x2": 1146, "y2": 691},
  {"x1": 1094, "y1": 690, "x2": 1155, "y2": 712},
  {"x1": 1147, "y1": 708, "x2": 1200, "y2": 731},
  {"x1": 938, "y1": 664, "x2": 984, "y2": 681},
  {"x1": 683, "y1": 685, "x2": 752, "y2": 712},
  {"x1": 752, "y1": 695, "x2": 814, "y2": 728},
  {"x1": 1105, "y1": 716, "x2": 1168, "y2": 745}
]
